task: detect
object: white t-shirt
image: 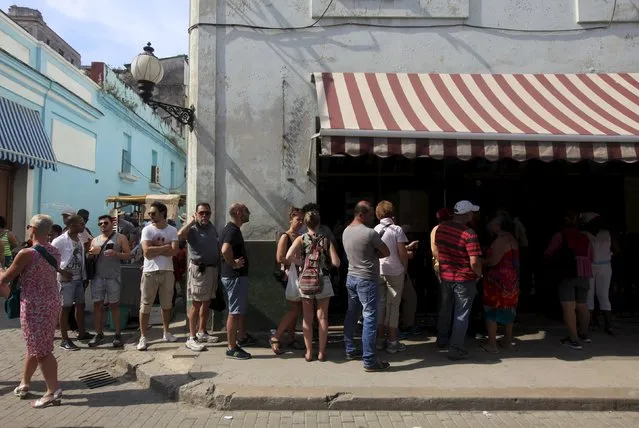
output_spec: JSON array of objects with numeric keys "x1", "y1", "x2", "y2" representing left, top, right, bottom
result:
[
  {"x1": 141, "y1": 223, "x2": 178, "y2": 272},
  {"x1": 374, "y1": 218, "x2": 408, "y2": 276},
  {"x1": 585, "y1": 230, "x2": 612, "y2": 264}
]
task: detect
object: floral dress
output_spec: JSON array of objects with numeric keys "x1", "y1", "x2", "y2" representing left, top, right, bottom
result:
[
  {"x1": 483, "y1": 245, "x2": 520, "y2": 325},
  {"x1": 20, "y1": 244, "x2": 61, "y2": 358}
]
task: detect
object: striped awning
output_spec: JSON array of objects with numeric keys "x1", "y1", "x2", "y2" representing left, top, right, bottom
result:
[
  {"x1": 0, "y1": 96, "x2": 57, "y2": 170},
  {"x1": 312, "y1": 72, "x2": 639, "y2": 162}
]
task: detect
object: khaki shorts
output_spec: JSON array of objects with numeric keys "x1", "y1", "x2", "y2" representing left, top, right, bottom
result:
[
  {"x1": 188, "y1": 262, "x2": 217, "y2": 302},
  {"x1": 140, "y1": 270, "x2": 174, "y2": 314}
]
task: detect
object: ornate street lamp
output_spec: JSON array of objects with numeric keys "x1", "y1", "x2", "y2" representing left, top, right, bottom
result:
[{"x1": 131, "y1": 42, "x2": 195, "y2": 130}]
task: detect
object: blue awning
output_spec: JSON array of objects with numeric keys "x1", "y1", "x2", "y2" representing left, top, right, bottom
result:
[{"x1": 0, "y1": 96, "x2": 57, "y2": 170}]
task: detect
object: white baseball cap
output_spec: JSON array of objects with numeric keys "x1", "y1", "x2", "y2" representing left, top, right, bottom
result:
[{"x1": 454, "y1": 200, "x2": 480, "y2": 215}]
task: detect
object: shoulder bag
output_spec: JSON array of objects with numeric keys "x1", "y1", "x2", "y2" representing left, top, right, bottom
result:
[
  {"x1": 86, "y1": 233, "x2": 114, "y2": 280},
  {"x1": 4, "y1": 245, "x2": 58, "y2": 319}
]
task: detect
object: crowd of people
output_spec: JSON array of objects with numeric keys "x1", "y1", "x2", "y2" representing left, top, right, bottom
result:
[{"x1": 0, "y1": 195, "x2": 618, "y2": 408}]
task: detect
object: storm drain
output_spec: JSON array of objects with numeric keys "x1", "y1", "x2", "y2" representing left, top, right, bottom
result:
[{"x1": 79, "y1": 370, "x2": 117, "y2": 389}]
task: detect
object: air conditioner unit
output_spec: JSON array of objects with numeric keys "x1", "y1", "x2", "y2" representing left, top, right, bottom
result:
[{"x1": 151, "y1": 166, "x2": 160, "y2": 184}]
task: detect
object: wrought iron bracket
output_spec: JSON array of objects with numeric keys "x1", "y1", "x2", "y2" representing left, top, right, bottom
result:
[{"x1": 147, "y1": 99, "x2": 195, "y2": 131}]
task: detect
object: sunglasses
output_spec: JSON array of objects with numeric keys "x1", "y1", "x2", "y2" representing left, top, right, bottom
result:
[
  {"x1": 98, "y1": 221, "x2": 110, "y2": 226},
  {"x1": 198, "y1": 211, "x2": 211, "y2": 216},
  {"x1": 148, "y1": 211, "x2": 158, "y2": 216}
]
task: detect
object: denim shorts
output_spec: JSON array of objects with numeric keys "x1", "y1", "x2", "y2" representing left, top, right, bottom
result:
[
  {"x1": 59, "y1": 280, "x2": 85, "y2": 308},
  {"x1": 91, "y1": 277, "x2": 121, "y2": 304},
  {"x1": 221, "y1": 276, "x2": 249, "y2": 315}
]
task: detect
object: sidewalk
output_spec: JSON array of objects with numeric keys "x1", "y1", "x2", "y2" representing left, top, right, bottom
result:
[{"x1": 117, "y1": 314, "x2": 639, "y2": 411}]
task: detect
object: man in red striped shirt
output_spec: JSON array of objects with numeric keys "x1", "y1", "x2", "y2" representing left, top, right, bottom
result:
[{"x1": 434, "y1": 200, "x2": 483, "y2": 360}]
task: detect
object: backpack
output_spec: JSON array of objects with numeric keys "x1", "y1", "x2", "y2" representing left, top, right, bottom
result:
[
  {"x1": 553, "y1": 231, "x2": 578, "y2": 280},
  {"x1": 298, "y1": 234, "x2": 326, "y2": 295}
]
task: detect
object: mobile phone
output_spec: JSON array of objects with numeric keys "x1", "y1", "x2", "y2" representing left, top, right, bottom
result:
[{"x1": 106, "y1": 243, "x2": 114, "y2": 250}]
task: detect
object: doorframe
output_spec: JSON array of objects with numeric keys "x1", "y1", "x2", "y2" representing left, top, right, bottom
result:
[{"x1": 0, "y1": 161, "x2": 16, "y2": 229}]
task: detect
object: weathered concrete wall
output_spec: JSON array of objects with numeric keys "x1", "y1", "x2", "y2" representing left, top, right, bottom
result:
[
  {"x1": 189, "y1": 0, "x2": 639, "y2": 240},
  {"x1": 189, "y1": 0, "x2": 639, "y2": 328}
]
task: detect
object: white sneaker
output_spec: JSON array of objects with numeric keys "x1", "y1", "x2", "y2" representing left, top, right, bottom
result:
[
  {"x1": 185, "y1": 337, "x2": 205, "y2": 352},
  {"x1": 196, "y1": 332, "x2": 220, "y2": 344},
  {"x1": 137, "y1": 336, "x2": 148, "y2": 351},
  {"x1": 163, "y1": 332, "x2": 178, "y2": 343}
]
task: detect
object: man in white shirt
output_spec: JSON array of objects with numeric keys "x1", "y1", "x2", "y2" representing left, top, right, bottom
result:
[
  {"x1": 52, "y1": 215, "x2": 93, "y2": 351},
  {"x1": 137, "y1": 202, "x2": 180, "y2": 351}
]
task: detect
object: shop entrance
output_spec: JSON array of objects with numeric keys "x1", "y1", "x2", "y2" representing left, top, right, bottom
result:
[{"x1": 318, "y1": 155, "x2": 634, "y2": 318}]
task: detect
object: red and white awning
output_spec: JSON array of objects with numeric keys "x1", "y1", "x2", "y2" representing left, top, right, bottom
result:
[{"x1": 312, "y1": 72, "x2": 639, "y2": 162}]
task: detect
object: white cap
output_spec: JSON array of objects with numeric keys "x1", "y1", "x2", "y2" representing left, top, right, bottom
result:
[{"x1": 454, "y1": 200, "x2": 480, "y2": 215}]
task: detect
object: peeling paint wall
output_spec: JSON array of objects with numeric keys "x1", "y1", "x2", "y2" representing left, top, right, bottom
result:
[{"x1": 189, "y1": 0, "x2": 639, "y2": 241}]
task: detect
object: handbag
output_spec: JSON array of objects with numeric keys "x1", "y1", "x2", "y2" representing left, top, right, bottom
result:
[
  {"x1": 285, "y1": 264, "x2": 301, "y2": 302},
  {"x1": 4, "y1": 245, "x2": 58, "y2": 319},
  {"x1": 86, "y1": 233, "x2": 114, "y2": 280}
]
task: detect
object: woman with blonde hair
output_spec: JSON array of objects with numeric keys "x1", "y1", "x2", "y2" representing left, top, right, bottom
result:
[
  {"x1": 286, "y1": 210, "x2": 340, "y2": 362},
  {"x1": 270, "y1": 206, "x2": 304, "y2": 354},
  {"x1": 0, "y1": 214, "x2": 63, "y2": 408}
]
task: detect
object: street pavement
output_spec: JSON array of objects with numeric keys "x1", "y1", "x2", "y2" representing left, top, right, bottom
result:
[
  {"x1": 117, "y1": 313, "x2": 639, "y2": 410},
  {"x1": 2, "y1": 314, "x2": 639, "y2": 426}
]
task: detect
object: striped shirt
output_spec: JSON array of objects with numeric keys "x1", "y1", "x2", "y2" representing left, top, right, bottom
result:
[{"x1": 435, "y1": 221, "x2": 482, "y2": 282}]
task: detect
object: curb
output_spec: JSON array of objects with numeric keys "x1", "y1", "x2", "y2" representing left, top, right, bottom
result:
[{"x1": 118, "y1": 352, "x2": 639, "y2": 411}]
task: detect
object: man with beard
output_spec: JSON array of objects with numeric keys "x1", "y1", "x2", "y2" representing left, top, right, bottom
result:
[{"x1": 220, "y1": 203, "x2": 255, "y2": 359}]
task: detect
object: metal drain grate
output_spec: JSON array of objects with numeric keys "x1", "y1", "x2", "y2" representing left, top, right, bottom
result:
[{"x1": 79, "y1": 370, "x2": 117, "y2": 389}]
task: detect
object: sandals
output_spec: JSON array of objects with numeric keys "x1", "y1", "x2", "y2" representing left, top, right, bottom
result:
[
  {"x1": 480, "y1": 343, "x2": 499, "y2": 354},
  {"x1": 14, "y1": 384, "x2": 30, "y2": 399},
  {"x1": 31, "y1": 389, "x2": 62, "y2": 409},
  {"x1": 318, "y1": 353, "x2": 327, "y2": 362},
  {"x1": 304, "y1": 353, "x2": 313, "y2": 362},
  {"x1": 269, "y1": 337, "x2": 284, "y2": 355}
]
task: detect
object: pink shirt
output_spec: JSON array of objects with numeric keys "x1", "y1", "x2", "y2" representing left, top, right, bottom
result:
[{"x1": 545, "y1": 228, "x2": 594, "y2": 278}]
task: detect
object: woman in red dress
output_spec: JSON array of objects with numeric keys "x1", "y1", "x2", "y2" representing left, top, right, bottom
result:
[
  {"x1": 482, "y1": 212, "x2": 520, "y2": 353},
  {"x1": 0, "y1": 214, "x2": 63, "y2": 408}
]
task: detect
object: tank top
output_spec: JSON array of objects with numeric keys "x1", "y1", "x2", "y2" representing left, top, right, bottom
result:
[
  {"x1": 94, "y1": 233, "x2": 122, "y2": 279},
  {"x1": 1, "y1": 231, "x2": 11, "y2": 257}
]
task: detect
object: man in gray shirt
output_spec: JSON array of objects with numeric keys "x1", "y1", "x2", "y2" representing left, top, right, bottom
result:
[
  {"x1": 178, "y1": 202, "x2": 220, "y2": 352},
  {"x1": 342, "y1": 201, "x2": 390, "y2": 372}
]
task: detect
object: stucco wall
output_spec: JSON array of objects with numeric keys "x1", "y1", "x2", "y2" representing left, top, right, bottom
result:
[
  {"x1": 1, "y1": 11, "x2": 186, "y2": 231},
  {"x1": 189, "y1": 0, "x2": 639, "y2": 241}
]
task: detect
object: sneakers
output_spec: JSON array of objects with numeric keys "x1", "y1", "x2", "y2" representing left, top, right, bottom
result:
[
  {"x1": 578, "y1": 333, "x2": 592, "y2": 344},
  {"x1": 88, "y1": 332, "x2": 104, "y2": 348},
  {"x1": 376, "y1": 340, "x2": 386, "y2": 351},
  {"x1": 60, "y1": 339, "x2": 80, "y2": 351},
  {"x1": 196, "y1": 332, "x2": 220, "y2": 344},
  {"x1": 561, "y1": 337, "x2": 583, "y2": 350},
  {"x1": 77, "y1": 332, "x2": 94, "y2": 341},
  {"x1": 163, "y1": 332, "x2": 178, "y2": 343},
  {"x1": 364, "y1": 361, "x2": 390, "y2": 372},
  {"x1": 345, "y1": 349, "x2": 363, "y2": 360},
  {"x1": 386, "y1": 341, "x2": 407, "y2": 354},
  {"x1": 137, "y1": 336, "x2": 148, "y2": 351},
  {"x1": 237, "y1": 334, "x2": 257, "y2": 347},
  {"x1": 226, "y1": 346, "x2": 252, "y2": 360},
  {"x1": 112, "y1": 334, "x2": 123, "y2": 348},
  {"x1": 447, "y1": 347, "x2": 469, "y2": 360},
  {"x1": 186, "y1": 337, "x2": 205, "y2": 352}
]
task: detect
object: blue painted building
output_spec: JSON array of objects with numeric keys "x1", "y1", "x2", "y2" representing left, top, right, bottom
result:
[{"x1": 0, "y1": 11, "x2": 186, "y2": 238}]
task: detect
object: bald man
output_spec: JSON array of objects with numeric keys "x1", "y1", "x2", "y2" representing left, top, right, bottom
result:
[
  {"x1": 342, "y1": 201, "x2": 391, "y2": 372},
  {"x1": 220, "y1": 203, "x2": 255, "y2": 360}
]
